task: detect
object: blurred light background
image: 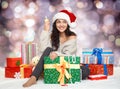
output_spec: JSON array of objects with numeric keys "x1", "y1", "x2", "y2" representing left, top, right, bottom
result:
[{"x1": 0, "y1": 0, "x2": 120, "y2": 67}]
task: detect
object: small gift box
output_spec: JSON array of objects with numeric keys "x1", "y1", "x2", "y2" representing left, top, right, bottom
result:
[
  {"x1": 5, "y1": 64, "x2": 33, "y2": 78},
  {"x1": 85, "y1": 64, "x2": 113, "y2": 75},
  {"x1": 82, "y1": 48, "x2": 114, "y2": 64},
  {"x1": 6, "y1": 57, "x2": 22, "y2": 67},
  {"x1": 88, "y1": 74, "x2": 107, "y2": 80},
  {"x1": 44, "y1": 56, "x2": 81, "y2": 85},
  {"x1": 5, "y1": 67, "x2": 20, "y2": 78},
  {"x1": 20, "y1": 64, "x2": 33, "y2": 78},
  {"x1": 21, "y1": 43, "x2": 38, "y2": 64}
]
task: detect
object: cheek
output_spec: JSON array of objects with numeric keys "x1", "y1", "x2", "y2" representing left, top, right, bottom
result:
[
  {"x1": 64, "y1": 25, "x2": 68, "y2": 29},
  {"x1": 56, "y1": 24, "x2": 59, "y2": 28}
]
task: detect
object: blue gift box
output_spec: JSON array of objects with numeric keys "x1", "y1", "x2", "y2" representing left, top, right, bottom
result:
[{"x1": 82, "y1": 48, "x2": 114, "y2": 64}]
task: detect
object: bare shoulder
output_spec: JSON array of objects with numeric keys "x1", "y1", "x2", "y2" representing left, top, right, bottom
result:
[{"x1": 68, "y1": 35, "x2": 77, "y2": 40}]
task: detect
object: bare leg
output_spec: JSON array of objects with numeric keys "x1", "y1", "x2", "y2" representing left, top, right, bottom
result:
[{"x1": 23, "y1": 76, "x2": 36, "y2": 87}]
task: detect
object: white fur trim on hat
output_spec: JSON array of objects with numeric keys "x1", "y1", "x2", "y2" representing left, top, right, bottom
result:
[
  {"x1": 52, "y1": 12, "x2": 71, "y2": 26},
  {"x1": 52, "y1": 10, "x2": 77, "y2": 28}
]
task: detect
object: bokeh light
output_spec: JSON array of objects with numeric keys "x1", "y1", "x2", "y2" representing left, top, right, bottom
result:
[
  {"x1": 115, "y1": 38, "x2": 120, "y2": 46},
  {"x1": 108, "y1": 35, "x2": 115, "y2": 42},
  {"x1": 95, "y1": 0, "x2": 103, "y2": 9},
  {"x1": 0, "y1": 0, "x2": 120, "y2": 67},
  {"x1": 24, "y1": 19, "x2": 35, "y2": 28},
  {"x1": 1, "y1": 1, "x2": 9, "y2": 9}
]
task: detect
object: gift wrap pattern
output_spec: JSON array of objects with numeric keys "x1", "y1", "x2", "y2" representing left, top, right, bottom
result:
[
  {"x1": 21, "y1": 43, "x2": 38, "y2": 64},
  {"x1": 5, "y1": 57, "x2": 33, "y2": 78},
  {"x1": 6, "y1": 57, "x2": 22, "y2": 67},
  {"x1": 82, "y1": 48, "x2": 114, "y2": 64},
  {"x1": 5, "y1": 65, "x2": 33, "y2": 78},
  {"x1": 85, "y1": 64, "x2": 113, "y2": 75},
  {"x1": 44, "y1": 56, "x2": 81, "y2": 85},
  {"x1": 5, "y1": 67, "x2": 20, "y2": 78},
  {"x1": 20, "y1": 64, "x2": 33, "y2": 78}
]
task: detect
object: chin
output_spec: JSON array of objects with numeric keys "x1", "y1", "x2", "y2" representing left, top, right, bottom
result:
[{"x1": 59, "y1": 30, "x2": 65, "y2": 33}]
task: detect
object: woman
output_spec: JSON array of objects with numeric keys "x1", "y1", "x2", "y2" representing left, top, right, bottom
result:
[{"x1": 23, "y1": 10, "x2": 89, "y2": 87}]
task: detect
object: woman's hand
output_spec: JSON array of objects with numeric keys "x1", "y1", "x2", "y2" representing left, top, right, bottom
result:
[
  {"x1": 49, "y1": 52, "x2": 58, "y2": 60},
  {"x1": 44, "y1": 16, "x2": 50, "y2": 31}
]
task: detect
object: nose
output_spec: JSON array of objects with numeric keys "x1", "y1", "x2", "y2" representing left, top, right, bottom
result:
[{"x1": 59, "y1": 22, "x2": 65, "y2": 27}]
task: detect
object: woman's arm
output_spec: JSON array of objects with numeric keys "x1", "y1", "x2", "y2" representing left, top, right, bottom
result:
[
  {"x1": 39, "y1": 30, "x2": 51, "y2": 52},
  {"x1": 39, "y1": 17, "x2": 51, "y2": 52}
]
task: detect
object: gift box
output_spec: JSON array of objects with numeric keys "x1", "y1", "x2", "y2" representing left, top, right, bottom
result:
[
  {"x1": 82, "y1": 48, "x2": 114, "y2": 64},
  {"x1": 5, "y1": 67, "x2": 20, "y2": 78},
  {"x1": 21, "y1": 43, "x2": 38, "y2": 64},
  {"x1": 88, "y1": 74, "x2": 107, "y2": 80},
  {"x1": 102, "y1": 54, "x2": 114, "y2": 64},
  {"x1": 6, "y1": 57, "x2": 22, "y2": 67},
  {"x1": 82, "y1": 55, "x2": 97, "y2": 64},
  {"x1": 85, "y1": 64, "x2": 113, "y2": 75},
  {"x1": 5, "y1": 65, "x2": 33, "y2": 78},
  {"x1": 44, "y1": 56, "x2": 81, "y2": 85},
  {"x1": 20, "y1": 64, "x2": 33, "y2": 78}
]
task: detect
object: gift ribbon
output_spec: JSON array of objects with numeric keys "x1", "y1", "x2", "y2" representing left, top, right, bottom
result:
[
  {"x1": 44, "y1": 56, "x2": 80, "y2": 85},
  {"x1": 82, "y1": 52, "x2": 113, "y2": 54},
  {"x1": 92, "y1": 48, "x2": 103, "y2": 64},
  {"x1": 92, "y1": 48, "x2": 108, "y2": 75},
  {"x1": 54, "y1": 57, "x2": 71, "y2": 85},
  {"x1": 20, "y1": 64, "x2": 29, "y2": 78},
  {"x1": 86, "y1": 56, "x2": 89, "y2": 64},
  {"x1": 103, "y1": 64, "x2": 108, "y2": 75},
  {"x1": 104, "y1": 56, "x2": 108, "y2": 64}
]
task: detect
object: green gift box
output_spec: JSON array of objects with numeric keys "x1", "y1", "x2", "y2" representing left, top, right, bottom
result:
[{"x1": 44, "y1": 56, "x2": 81, "y2": 85}]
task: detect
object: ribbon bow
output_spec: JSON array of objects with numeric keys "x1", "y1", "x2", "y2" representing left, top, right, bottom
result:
[
  {"x1": 54, "y1": 57, "x2": 71, "y2": 85},
  {"x1": 92, "y1": 48, "x2": 103, "y2": 64}
]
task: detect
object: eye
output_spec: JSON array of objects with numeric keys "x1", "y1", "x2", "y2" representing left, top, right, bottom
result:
[
  {"x1": 63, "y1": 20, "x2": 67, "y2": 23},
  {"x1": 56, "y1": 20, "x2": 60, "y2": 23}
]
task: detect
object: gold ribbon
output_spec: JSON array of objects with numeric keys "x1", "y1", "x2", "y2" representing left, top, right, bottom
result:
[
  {"x1": 20, "y1": 64, "x2": 29, "y2": 78},
  {"x1": 44, "y1": 56, "x2": 80, "y2": 85},
  {"x1": 55, "y1": 56, "x2": 71, "y2": 85}
]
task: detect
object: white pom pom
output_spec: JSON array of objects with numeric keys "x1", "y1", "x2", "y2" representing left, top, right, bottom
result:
[{"x1": 70, "y1": 22, "x2": 77, "y2": 28}]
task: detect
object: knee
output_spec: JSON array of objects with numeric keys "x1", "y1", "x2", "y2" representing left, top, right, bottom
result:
[
  {"x1": 80, "y1": 66, "x2": 90, "y2": 80},
  {"x1": 45, "y1": 47, "x2": 53, "y2": 51}
]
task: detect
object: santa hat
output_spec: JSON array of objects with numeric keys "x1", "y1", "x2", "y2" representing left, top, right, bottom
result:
[{"x1": 52, "y1": 10, "x2": 77, "y2": 28}]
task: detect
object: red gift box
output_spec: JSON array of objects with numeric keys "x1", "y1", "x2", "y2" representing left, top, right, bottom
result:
[
  {"x1": 6, "y1": 57, "x2": 22, "y2": 67},
  {"x1": 5, "y1": 65, "x2": 33, "y2": 78},
  {"x1": 87, "y1": 64, "x2": 113, "y2": 75},
  {"x1": 23, "y1": 67, "x2": 32, "y2": 78},
  {"x1": 20, "y1": 64, "x2": 33, "y2": 78},
  {"x1": 88, "y1": 75, "x2": 107, "y2": 80},
  {"x1": 5, "y1": 67, "x2": 20, "y2": 78}
]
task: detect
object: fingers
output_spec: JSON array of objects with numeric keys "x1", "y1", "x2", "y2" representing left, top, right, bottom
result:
[
  {"x1": 49, "y1": 52, "x2": 58, "y2": 60},
  {"x1": 44, "y1": 16, "x2": 50, "y2": 31}
]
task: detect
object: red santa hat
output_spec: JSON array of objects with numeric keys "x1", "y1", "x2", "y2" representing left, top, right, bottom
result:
[{"x1": 52, "y1": 10, "x2": 77, "y2": 28}]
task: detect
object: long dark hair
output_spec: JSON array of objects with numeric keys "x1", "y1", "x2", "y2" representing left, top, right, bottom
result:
[{"x1": 51, "y1": 20, "x2": 76, "y2": 51}]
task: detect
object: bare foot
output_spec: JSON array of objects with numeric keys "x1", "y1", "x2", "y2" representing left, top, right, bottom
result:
[{"x1": 23, "y1": 76, "x2": 37, "y2": 87}]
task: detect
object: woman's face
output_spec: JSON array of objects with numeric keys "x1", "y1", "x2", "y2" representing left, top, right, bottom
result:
[{"x1": 56, "y1": 19, "x2": 68, "y2": 32}]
